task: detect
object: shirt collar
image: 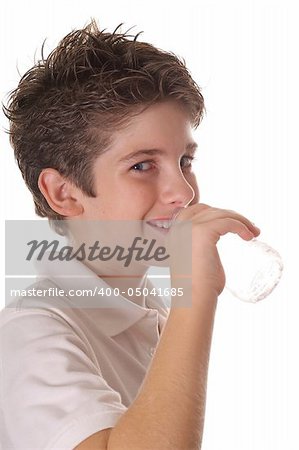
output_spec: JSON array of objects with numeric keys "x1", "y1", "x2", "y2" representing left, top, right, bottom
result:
[{"x1": 34, "y1": 256, "x2": 169, "y2": 337}]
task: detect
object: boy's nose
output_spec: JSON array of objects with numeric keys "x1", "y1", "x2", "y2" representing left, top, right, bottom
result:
[{"x1": 160, "y1": 171, "x2": 195, "y2": 206}]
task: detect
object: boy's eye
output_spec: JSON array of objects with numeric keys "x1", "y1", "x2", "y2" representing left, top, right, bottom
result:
[
  {"x1": 130, "y1": 160, "x2": 153, "y2": 172},
  {"x1": 180, "y1": 155, "x2": 195, "y2": 169},
  {"x1": 130, "y1": 155, "x2": 195, "y2": 173}
]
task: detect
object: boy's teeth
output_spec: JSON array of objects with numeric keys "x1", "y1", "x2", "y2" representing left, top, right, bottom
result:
[{"x1": 152, "y1": 220, "x2": 171, "y2": 229}]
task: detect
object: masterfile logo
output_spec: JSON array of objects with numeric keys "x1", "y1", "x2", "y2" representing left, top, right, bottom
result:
[{"x1": 5, "y1": 219, "x2": 192, "y2": 308}]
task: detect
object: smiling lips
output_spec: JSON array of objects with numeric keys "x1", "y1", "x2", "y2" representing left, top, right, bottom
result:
[
  {"x1": 147, "y1": 219, "x2": 172, "y2": 229},
  {"x1": 146, "y1": 219, "x2": 172, "y2": 232},
  {"x1": 145, "y1": 207, "x2": 186, "y2": 233}
]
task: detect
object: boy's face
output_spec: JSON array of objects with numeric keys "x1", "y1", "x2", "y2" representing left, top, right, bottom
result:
[{"x1": 78, "y1": 100, "x2": 199, "y2": 223}]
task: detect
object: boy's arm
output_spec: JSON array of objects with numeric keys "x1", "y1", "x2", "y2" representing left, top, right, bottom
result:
[
  {"x1": 75, "y1": 288, "x2": 217, "y2": 450},
  {"x1": 107, "y1": 288, "x2": 218, "y2": 450},
  {"x1": 75, "y1": 204, "x2": 259, "y2": 450}
]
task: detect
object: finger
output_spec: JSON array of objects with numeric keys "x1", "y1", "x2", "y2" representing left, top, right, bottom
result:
[
  {"x1": 174, "y1": 204, "x2": 261, "y2": 237},
  {"x1": 191, "y1": 207, "x2": 260, "y2": 236},
  {"x1": 207, "y1": 218, "x2": 255, "y2": 243},
  {"x1": 172, "y1": 203, "x2": 211, "y2": 221},
  {"x1": 220, "y1": 209, "x2": 260, "y2": 235}
]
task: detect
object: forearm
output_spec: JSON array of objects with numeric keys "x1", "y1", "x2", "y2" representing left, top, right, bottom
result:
[{"x1": 107, "y1": 288, "x2": 218, "y2": 450}]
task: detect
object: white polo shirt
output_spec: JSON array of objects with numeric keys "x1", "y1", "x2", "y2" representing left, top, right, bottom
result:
[{"x1": 0, "y1": 258, "x2": 169, "y2": 449}]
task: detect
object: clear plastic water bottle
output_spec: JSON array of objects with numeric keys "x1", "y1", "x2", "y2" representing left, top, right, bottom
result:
[{"x1": 217, "y1": 234, "x2": 284, "y2": 303}]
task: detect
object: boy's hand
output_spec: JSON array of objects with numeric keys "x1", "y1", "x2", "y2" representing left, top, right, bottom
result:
[{"x1": 167, "y1": 203, "x2": 261, "y2": 297}]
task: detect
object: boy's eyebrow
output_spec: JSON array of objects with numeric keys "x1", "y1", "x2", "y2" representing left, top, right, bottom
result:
[{"x1": 118, "y1": 142, "x2": 198, "y2": 163}]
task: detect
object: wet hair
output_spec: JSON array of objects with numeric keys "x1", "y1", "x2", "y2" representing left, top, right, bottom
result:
[{"x1": 3, "y1": 19, "x2": 205, "y2": 223}]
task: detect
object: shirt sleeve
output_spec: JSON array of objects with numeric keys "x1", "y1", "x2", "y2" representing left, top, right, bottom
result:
[{"x1": 0, "y1": 310, "x2": 127, "y2": 450}]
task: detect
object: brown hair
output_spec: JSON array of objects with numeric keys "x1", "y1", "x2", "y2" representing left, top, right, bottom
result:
[{"x1": 3, "y1": 19, "x2": 205, "y2": 222}]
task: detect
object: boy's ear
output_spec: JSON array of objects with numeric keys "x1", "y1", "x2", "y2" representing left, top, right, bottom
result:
[{"x1": 38, "y1": 168, "x2": 84, "y2": 217}]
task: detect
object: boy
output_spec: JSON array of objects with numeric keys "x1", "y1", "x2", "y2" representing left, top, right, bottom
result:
[{"x1": 0, "y1": 20, "x2": 260, "y2": 449}]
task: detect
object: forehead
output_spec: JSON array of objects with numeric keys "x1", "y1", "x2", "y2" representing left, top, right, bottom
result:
[
  {"x1": 111, "y1": 100, "x2": 194, "y2": 144},
  {"x1": 128, "y1": 99, "x2": 192, "y2": 125},
  {"x1": 91, "y1": 100, "x2": 196, "y2": 168}
]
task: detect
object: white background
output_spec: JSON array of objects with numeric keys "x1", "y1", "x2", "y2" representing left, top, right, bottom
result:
[{"x1": 0, "y1": 1, "x2": 297, "y2": 449}]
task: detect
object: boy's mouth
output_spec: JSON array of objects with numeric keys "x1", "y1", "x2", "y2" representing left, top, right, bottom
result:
[
  {"x1": 145, "y1": 207, "x2": 185, "y2": 234},
  {"x1": 145, "y1": 219, "x2": 172, "y2": 234}
]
